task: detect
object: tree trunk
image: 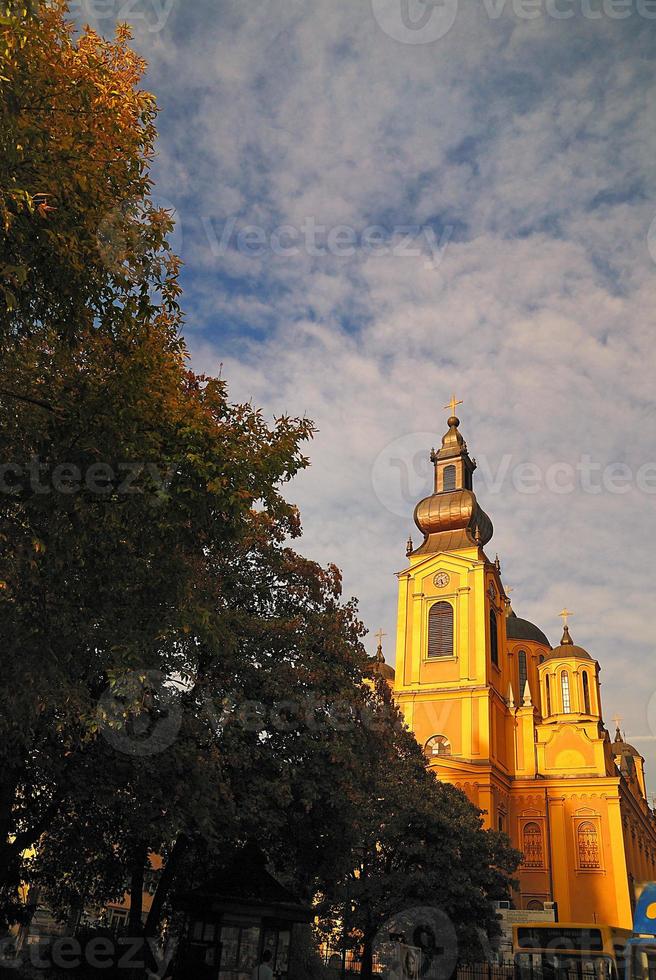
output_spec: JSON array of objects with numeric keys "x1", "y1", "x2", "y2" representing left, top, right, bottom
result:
[
  {"x1": 143, "y1": 833, "x2": 188, "y2": 938},
  {"x1": 360, "y1": 933, "x2": 374, "y2": 980},
  {"x1": 128, "y1": 843, "x2": 147, "y2": 935}
]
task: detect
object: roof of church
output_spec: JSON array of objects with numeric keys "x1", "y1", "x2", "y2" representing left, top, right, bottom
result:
[
  {"x1": 365, "y1": 643, "x2": 396, "y2": 681},
  {"x1": 612, "y1": 728, "x2": 642, "y2": 759},
  {"x1": 506, "y1": 610, "x2": 551, "y2": 647},
  {"x1": 544, "y1": 624, "x2": 594, "y2": 661}
]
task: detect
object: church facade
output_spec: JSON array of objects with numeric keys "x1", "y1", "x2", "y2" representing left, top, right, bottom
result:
[{"x1": 388, "y1": 408, "x2": 656, "y2": 928}]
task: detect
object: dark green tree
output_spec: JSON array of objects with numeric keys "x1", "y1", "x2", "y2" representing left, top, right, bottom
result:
[{"x1": 318, "y1": 677, "x2": 521, "y2": 979}]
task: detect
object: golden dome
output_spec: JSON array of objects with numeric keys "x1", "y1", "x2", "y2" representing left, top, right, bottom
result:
[{"x1": 414, "y1": 488, "x2": 493, "y2": 545}]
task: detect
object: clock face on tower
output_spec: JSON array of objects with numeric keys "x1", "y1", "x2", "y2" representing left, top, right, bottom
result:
[{"x1": 433, "y1": 572, "x2": 450, "y2": 589}]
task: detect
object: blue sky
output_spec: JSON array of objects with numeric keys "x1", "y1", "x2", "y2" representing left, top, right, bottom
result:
[{"x1": 79, "y1": 0, "x2": 656, "y2": 789}]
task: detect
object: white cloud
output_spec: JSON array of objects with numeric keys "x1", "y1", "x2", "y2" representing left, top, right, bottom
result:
[{"x1": 86, "y1": 0, "x2": 656, "y2": 788}]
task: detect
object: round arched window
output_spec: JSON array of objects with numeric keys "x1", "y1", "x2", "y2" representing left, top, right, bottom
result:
[
  {"x1": 577, "y1": 821, "x2": 601, "y2": 869},
  {"x1": 523, "y1": 822, "x2": 544, "y2": 868},
  {"x1": 489, "y1": 609, "x2": 499, "y2": 667},
  {"x1": 443, "y1": 464, "x2": 456, "y2": 492},
  {"x1": 561, "y1": 671, "x2": 571, "y2": 713},
  {"x1": 425, "y1": 735, "x2": 452, "y2": 759},
  {"x1": 582, "y1": 671, "x2": 591, "y2": 714}
]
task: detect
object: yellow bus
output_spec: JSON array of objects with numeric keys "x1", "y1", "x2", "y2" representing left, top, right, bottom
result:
[{"x1": 513, "y1": 923, "x2": 633, "y2": 980}]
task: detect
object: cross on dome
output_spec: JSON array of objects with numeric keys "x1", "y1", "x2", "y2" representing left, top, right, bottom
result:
[
  {"x1": 558, "y1": 608, "x2": 575, "y2": 645},
  {"x1": 444, "y1": 394, "x2": 463, "y2": 419},
  {"x1": 559, "y1": 608, "x2": 574, "y2": 626}
]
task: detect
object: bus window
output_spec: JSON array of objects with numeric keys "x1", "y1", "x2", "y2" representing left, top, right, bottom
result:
[{"x1": 628, "y1": 945, "x2": 656, "y2": 980}]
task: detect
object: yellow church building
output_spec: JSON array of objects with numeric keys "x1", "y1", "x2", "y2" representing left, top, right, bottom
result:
[{"x1": 386, "y1": 404, "x2": 656, "y2": 928}]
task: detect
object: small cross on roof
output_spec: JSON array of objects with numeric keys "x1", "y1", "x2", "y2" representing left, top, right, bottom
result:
[
  {"x1": 559, "y1": 607, "x2": 574, "y2": 626},
  {"x1": 444, "y1": 394, "x2": 463, "y2": 417}
]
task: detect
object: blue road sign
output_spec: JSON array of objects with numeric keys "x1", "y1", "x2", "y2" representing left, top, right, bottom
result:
[{"x1": 634, "y1": 884, "x2": 656, "y2": 936}]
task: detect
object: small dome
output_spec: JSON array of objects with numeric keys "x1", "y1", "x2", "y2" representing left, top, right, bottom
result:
[
  {"x1": 369, "y1": 659, "x2": 395, "y2": 682},
  {"x1": 612, "y1": 729, "x2": 642, "y2": 759},
  {"x1": 545, "y1": 644, "x2": 594, "y2": 662},
  {"x1": 543, "y1": 624, "x2": 594, "y2": 662},
  {"x1": 365, "y1": 641, "x2": 396, "y2": 682},
  {"x1": 506, "y1": 611, "x2": 550, "y2": 647}
]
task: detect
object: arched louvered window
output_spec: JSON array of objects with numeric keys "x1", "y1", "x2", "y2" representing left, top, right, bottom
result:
[
  {"x1": 428, "y1": 602, "x2": 453, "y2": 659},
  {"x1": 489, "y1": 609, "x2": 499, "y2": 667},
  {"x1": 545, "y1": 675, "x2": 552, "y2": 716},
  {"x1": 577, "y1": 821, "x2": 601, "y2": 869},
  {"x1": 522, "y1": 822, "x2": 544, "y2": 868},
  {"x1": 443, "y1": 464, "x2": 456, "y2": 492},
  {"x1": 425, "y1": 735, "x2": 451, "y2": 758},
  {"x1": 561, "y1": 672, "x2": 571, "y2": 713},
  {"x1": 518, "y1": 650, "x2": 528, "y2": 699},
  {"x1": 582, "y1": 671, "x2": 591, "y2": 714}
]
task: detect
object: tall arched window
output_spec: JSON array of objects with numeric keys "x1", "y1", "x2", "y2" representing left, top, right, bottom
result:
[
  {"x1": 489, "y1": 609, "x2": 499, "y2": 667},
  {"x1": 443, "y1": 464, "x2": 456, "y2": 492},
  {"x1": 545, "y1": 675, "x2": 552, "y2": 716},
  {"x1": 425, "y1": 735, "x2": 451, "y2": 758},
  {"x1": 522, "y1": 822, "x2": 544, "y2": 868},
  {"x1": 561, "y1": 672, "x2": 571, "y2": 713},
  {"x1": 577, "y1": 821, "x2": 601, "y2": 869},
  {"x1": 518, "y1": 650, "x2": 528, "y2": 699},
  {"x1": 428, "y1": 602, "x2": 453, "y2": 659},
  {"x1": 582, "y1": 671, "x2": 591, "y2": 714}
]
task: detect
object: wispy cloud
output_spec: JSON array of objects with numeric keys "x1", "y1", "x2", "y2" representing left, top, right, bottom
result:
[{"x1": 80, "y1": 0, "x2": 656, "y2": 787}]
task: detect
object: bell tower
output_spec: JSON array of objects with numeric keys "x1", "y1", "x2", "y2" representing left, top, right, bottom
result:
[
  {"x1": 411, "y1": 398, "x2": 493, "y2": 557},
  {"x1": 394, "y1": 401, "x2": 512, "y2": 827}
]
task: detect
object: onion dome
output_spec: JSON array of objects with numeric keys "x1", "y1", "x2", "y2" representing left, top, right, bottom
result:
[
  {"x1": 544, "y1": 624, "x2": 594, "y2": 661},
  {"x1": 506, "y1": 609, "x2": 551, "y2": 648},
  {"x1": 411, "y1": 412, "x2": 493, "y2": 556}
]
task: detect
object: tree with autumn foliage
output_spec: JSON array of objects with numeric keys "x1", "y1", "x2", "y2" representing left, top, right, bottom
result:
[
  {"x1": 0, "y1": 6, "x2": 519, "y2": 975},
  {"x1": 0, "y1": 3, "x2": 381, "y2": 944}
]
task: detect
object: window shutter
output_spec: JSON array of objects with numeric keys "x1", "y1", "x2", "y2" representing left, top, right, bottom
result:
[
  {"x1": 443, "y1": 465, "x2": 456, "y2": 492},
  {"x1": 428, "y1": 602, "x2": 453, "y2": 658}
]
